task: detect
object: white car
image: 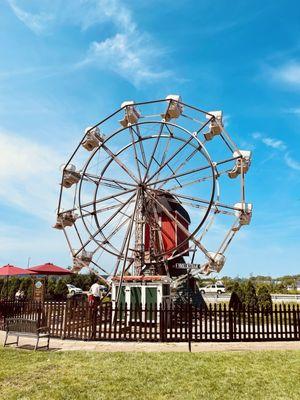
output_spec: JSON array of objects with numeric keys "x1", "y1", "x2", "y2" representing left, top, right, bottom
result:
[
  {"x1": 200, "y1": 283, "x2": 226, "y2": 295},
  {"x1": 67, "y1": 284, "x2": 83, "y2": 296}
]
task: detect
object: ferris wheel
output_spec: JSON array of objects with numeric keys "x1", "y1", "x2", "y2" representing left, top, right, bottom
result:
[{"x1": 54, "y1": 96, "x2": 252, "y2": 283}]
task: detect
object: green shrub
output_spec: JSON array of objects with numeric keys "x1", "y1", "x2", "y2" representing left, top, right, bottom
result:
[
  {"x1": 257, "y1": 285, "x2": 272, "y2": 312},
  {"x1": 243, "y1": 280, "x2": 258, "y2": 309},
  {"x1": 229, "y1": 281, "x2": 244, "y2": 310},
  {"x1": 54, "y1": 279, "x2": 68, "y2": 300}
]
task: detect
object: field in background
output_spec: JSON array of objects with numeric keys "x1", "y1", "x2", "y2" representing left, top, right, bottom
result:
[{"x1": 0, "y1": 349, "x2": 300, "y2": 399}]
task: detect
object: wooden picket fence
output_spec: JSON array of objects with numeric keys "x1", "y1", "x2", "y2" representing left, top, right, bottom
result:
[{"x1": 0, "y1": 300, "x2": 300, "y2": 342}]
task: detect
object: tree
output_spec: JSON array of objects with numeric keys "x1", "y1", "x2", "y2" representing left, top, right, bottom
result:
[
  {"x1": 243, "y1": 280, "x2": 258, "y2": 309},
  {"x1": 54, "y1": 279, "x2": 68, "y2": 300},
  {"x1": 1, "y1": 280, "x2": 8, "y2": 299},
  {"x1": 46, "y1": 278, "x2": 57, "y2": 300},
  {"x1": 20, "y1": 278, "x2": 33, "y2": 299},
  {"x1": 8, "y1": 277, "x2": 21, "y2": 299},
  {"x1": 229, "y1": 281, "x2": 244, "y2": 310},
  {"x1": 257, "y1": 285, "x2": 272, "y2": 312}
]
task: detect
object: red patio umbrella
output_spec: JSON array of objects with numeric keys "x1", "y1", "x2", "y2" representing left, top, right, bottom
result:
[
  {"x1": 0, "y1": 264, "x2": 36, "y2": 299},
  {"x1": 0, "y1": 264, "x2": 36, "y2": 276},
  {"x1": 28, "y1": 263, "x2": 72, "y2": 276}
]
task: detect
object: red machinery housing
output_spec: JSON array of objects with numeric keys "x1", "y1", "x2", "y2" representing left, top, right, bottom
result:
[{"x1": 144, "y1": 192, "x2": 191, "y2": 259}]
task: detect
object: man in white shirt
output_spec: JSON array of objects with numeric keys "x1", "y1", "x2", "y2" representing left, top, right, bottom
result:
[
  {"x1": 90, "y1": 281, "x2": 101, "y2": 297},
  {"x1": 89, "y1": 280, "x2": 103, "y2": 305}
]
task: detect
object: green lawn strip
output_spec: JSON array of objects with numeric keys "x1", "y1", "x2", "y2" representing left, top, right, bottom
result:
[{"x1": 0, "y1": 349, "x2": 299, "y2": 400}]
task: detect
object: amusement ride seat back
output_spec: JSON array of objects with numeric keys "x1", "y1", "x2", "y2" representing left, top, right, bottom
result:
[
  {"x1": 62, "y1": 164, "x2": 81, "y2": 188},
  {"x1": 204, "y1": 110, "x2": 223, "y2": 141},
  {"x1": 228, "y1": 150, "x2": 252, "y2": 179},
  {"x1": 119, "y1": 101, "x2": 141, "y2": 127}
]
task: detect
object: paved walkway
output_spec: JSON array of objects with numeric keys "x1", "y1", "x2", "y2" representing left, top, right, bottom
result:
[{"x1": 1, "y1": 331, "x2": 300, "y2": 352}]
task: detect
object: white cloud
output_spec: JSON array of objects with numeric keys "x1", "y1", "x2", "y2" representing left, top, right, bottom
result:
[
  {"x1": 284, "y1": 153, "x2": 300, "y2": 171},
  {"x1": 76, "y1": 0, "x2": 171, "y2": 87},
  {"x1": 261, "y1": 137, "x2": 287, "y2": 151},
  {"x1": 0, "y1": 130, "x2": 62, "y2": 221},
  {"x1": 77, "y1": 0, "x2": 136, "y2": 33},
  {"x1": 252, "y1": 132, "x2": 261, "y2": 140},
  {"x1": 6, "y1": 0, "x2": 53, "y2": 35},
  {"x1": 284, "y1": 107, "x2": 300, "y2": 116},
  {"x1": 252, "y1": 132, "x2": 300, "y2": 172},
  {"x1": 271, "y1": 61, "x2": 300, "y2": 86},
  {"x1": 6, "y1": 0, "x2": 171, "y2": 86},
  {"x1": 80, "y1": 33, "x2": 171, "y2": 87}
]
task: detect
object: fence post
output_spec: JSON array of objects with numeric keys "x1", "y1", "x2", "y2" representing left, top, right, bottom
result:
[
  {"x1": 61, "y1": 300, "x2": 70, "y2": 340},
  {"x1": 229, "y1": 308, "x2": 234, "y2": 341},
  {"x1": 295, "y1": 305, "x2": 300, "y2": 340},
  {"x1": 188, "y1": 303, "x2": 192, "y2": 352},
  {"x1": 159, "y1": 303, "x2": 164, "y2": 342}
]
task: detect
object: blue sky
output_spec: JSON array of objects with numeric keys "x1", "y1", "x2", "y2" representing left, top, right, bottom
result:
[{"x1": 0, "y1": 0, "x2": 300, "y2": 277}]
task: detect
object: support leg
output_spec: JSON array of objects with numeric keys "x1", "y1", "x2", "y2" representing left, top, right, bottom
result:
[
  {"x1": 3, "y1": 331, "x2": 8, "y2": 347},
  {"x1": 35, "y1": 337, "x2": 40, "y2": 351}
]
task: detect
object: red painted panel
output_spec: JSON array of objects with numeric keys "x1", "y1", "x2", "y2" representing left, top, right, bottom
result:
[
  {"x1": 144, "y1": 211, "x2": 190, "y2": 257},
  {"x1": 161, "y1": 213, "x2": 176, "y2": 252}
]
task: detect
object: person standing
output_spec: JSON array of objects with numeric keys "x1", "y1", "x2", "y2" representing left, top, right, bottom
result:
[{"x1": 89, "y1": 280, "x2": 102, "y2": 305}]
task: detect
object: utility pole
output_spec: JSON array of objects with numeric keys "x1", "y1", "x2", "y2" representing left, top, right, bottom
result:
[{"x1": 187, "y1": 266, "x2": 192, "y2": 353}]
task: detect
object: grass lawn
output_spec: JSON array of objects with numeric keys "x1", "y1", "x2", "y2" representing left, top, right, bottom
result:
[{"x1": 0, "y1": 348, "x2": 300, "y2": 400}]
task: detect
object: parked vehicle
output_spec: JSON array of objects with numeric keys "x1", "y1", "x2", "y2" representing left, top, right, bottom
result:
[
  {"x1": 66, "y1": 284, "x2": 83, "y2": 296},
  {"x1": 200, "y1": 283, "x2": 226, "y2": 295}
]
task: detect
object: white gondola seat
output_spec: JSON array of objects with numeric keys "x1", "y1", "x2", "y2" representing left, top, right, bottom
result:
[
  {"x1": 204, "y1": 110, "x2": 223, "y2": 141},
  {"x1": 162, "y1": 95, "x2": 183, "y2": 121},
  {"x1": 72, "y1": 250, "x2": 93, "y2": 272},
  {"x1": 62, "y1": 164, "x2": 81, "y2": 188},
  {"x1": 228, "y1": 150, "x2": 251, "y2": 179},
  {"x1": 119, "y1": 101, "x2": 141, "y2": 127},
  {"x1": 234, "y1": 203, "x2": 253, "y2": 225},
  {"x1": 53, "y1": 211, "x2": 77, "y2": 230},
  {"x1": 200, "y1": 252, "x2": 226, "y2": 275},
  {"x1": 82, "y1": 126, "x2": 103, "y2": 151}
]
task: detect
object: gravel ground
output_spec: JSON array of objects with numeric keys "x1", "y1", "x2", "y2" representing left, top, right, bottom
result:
[{"x1": 1, "y1": 330, "x2": 300, "y2": 352}]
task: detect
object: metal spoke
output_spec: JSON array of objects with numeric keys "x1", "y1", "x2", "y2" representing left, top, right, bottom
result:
[
  {"x1": 79, "y1": 188, "x2": 136, "y2": 211},
  {"x1": 132, "y1": 125, "x2": 148, "y2": 170},
  {"x1": 216, "y1": 218, "x2": 240, "y2": 254},
  {"x1": 148, "y1": 164, "x2": 212, "y2": 187},
  {"x1": 146, "y1": 118, "x2": 211, "y2": 186},
  {"x1": 152, "y1": 155, "x2": 182, "y2": 188},
  {"x1": 101, "y1": 143, "x2": 140, "y2": 184},
  {"x1": 156, "y1": 147, "x2": 200, "y2": 190},
  {"x1": 74, "y1": 192, "x2": 137, "y2": 257},
  {"x1": 115, "y1": 190, "x2": 140, "y2": 306},
  {"x1": 89, "y1": 260, "x2": 111, "y2": 278},
  {"x1": 84, "y1": 173, "x2": 137, "y2": 189},
  {"x1": 145, "y1": 135, "x2": 195, "y2": 184},
  {"x1": 153, "y1": 139, "x2": 173, "y2": 187},
  {"x1": 166, "y1": 197, "x2": 235, "y2": 216},
  {"x1": 142, "y1": 121, "x2": 166, "y2": 183},
  {"x1": 111, "y1": 191, "x2": 139, "y2": 278},
  {"x1": 61, "y1": 188, "x2": 135, "y2": 216},
  {"x1": 94, "y1": 214, "x2": 131, "y2": 251},
  {"x1": 129, "y1": 126, "x2": 142, "y2": 181},
  {"x1": 169, "y1": 192, "x2": 243, "y2": 213},
  {"x1": 153, "y1": 155, "x2": 238, "y2": 190},
  {"x1": 166, "y1": 169, "x2": 230, "y2": 192},
  {"x1": 153, "y1": 124, "x2": 174, "y2": 186},
  {"x1": 80, "y1": 200, "x2": 135, "y2": 219}
]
